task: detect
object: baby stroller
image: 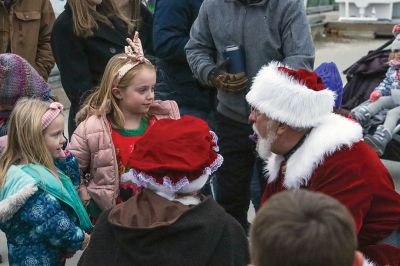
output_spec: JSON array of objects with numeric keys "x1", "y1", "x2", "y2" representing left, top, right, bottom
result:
[{"x1": 342, "y1": 38, "x2": 400, "y2": 162}]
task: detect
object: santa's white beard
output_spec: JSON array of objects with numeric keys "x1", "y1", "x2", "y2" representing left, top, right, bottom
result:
[
  {"x1": 253, "y1": 124, "x2": 277, "y2": 161},
  {"x1": 257, "y1": 137, "x2": 273, "y2": 160}
]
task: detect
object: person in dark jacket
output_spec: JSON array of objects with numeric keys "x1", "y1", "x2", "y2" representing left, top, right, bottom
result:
[
  {"x1": 78, "y1": 116, "x2": 249, "y2": 266},
  {"x1": 153, "y1": 0, "x2": 215, "y2": 122},
  {"x1": 51, "y1": 0, "x2": 152, "y2": 137}
]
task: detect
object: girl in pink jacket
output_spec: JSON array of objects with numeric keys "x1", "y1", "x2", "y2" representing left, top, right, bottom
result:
[{"x1": 69, "y1": 33, "x2": 180, "y2": 220}]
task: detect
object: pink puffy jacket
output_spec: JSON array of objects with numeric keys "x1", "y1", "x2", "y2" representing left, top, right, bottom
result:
[{"x1": 68, "y1": 100, "x2": 180, "y2": 211}]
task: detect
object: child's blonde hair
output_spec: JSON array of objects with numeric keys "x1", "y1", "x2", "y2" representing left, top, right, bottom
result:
[
  {"x1": 68, "y1": 0, "x2": 134, "y2": 38},
  {"x1": 78, "y1": 53, "x2": 155, "y2": 129},
  {"x1": 0, "y1": 99, "x2": 58, "y2": 186}
]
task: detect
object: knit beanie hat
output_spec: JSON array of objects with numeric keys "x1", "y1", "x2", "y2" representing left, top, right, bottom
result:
[
  {"x1": 0, "y1": 53, "x2": 51, "y2": 111},
  {"x1": 315, "y1": 62, "x2": 343, "y2": 108},
  {"x1": 246, "y1": 62, "x2": 335, "y2": 128},
  {"x1": 121, "y1": 116, "x2": 223, "y2": 200},
  {"x1": 391, "y1": 24, "x2": 400, "y2": 51}
]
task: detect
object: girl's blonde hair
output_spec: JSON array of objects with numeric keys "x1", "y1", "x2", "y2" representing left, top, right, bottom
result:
[
  {"x1": 78, "y1": 53, "x2": 155, "y2": 129},
  {"x1": 68, "y1": 0, "x2": 135, "y2": 38},
  {"x1": 0, "y1": 99, "x2": 58, "y2": 186}
]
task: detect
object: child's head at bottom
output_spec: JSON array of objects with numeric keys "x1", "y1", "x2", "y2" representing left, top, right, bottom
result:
[
  {"x1": 81, "y1": 53, "x2": 156, "y2": 129},
  {"x1": 0, "y1": 98, "x2": 66, "y2": 176},
  {"x1": 249, "y1": 190, "x2": 364, "y2": 266}
]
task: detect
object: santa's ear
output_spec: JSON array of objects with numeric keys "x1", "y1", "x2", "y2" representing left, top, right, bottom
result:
[
  {"x1": 353, "y1": 251, "x2": 364, "y2": 266},
  {"x1": 112, "y1": 87, "x2": 123, "y2": 100},
  {"x1": 276, "y1": 122, "x2": 288, "y2": 136}
]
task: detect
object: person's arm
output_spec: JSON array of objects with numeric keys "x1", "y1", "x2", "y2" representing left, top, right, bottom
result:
[
  {"x1": 280, "y1": 0, "x2": 315, "y2": 70},
  {"x1": 35, "y1": 0, "x2": 56, "y2": 79},
  {"x1": 51, "y1": 16, "x2": 95, "y2": 105},
  {"x1": 153, "y1": 0, "x2": 192, "y2": 63},
  {"x1": 375, "y1": 67, "x2": 393, "y2": 96},
  {"x1": 185, "y1": 0, "x2": 217, "y2": 86},
  {"x1": 68, "y1": 121, "x2": 91, "y2": 206},
  {"x1": 19, "y1": 190, "x2": 85, "y2": 252}
]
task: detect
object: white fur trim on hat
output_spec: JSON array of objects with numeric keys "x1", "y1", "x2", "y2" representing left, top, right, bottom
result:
[{"x1": 246, "y1": 62, "x2": 336, "y2": 128}]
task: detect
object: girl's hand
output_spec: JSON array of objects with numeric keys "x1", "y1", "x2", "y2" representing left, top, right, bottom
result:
[
  {"x1": 81, "y1": 233, "x2": 91, "y2": 250},
  {"x1": 369, "y1": 90, "x2": 382, "y2": 102},
  {"x1": 78, "y1": 183, "x2": 91, "y2": 207}
]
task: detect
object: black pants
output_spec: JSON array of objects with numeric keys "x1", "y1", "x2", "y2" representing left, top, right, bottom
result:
[{"x1": 214, "y1": 112, "x2": 255, "y2": 231}]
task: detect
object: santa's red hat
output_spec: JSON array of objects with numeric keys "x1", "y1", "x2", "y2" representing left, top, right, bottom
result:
[
  {"x1": 121, "y1": 116, "x2": 223, "y2": 198},
  {"x1": 246, "y1": 62, "x2": 335, "y2": 128}
]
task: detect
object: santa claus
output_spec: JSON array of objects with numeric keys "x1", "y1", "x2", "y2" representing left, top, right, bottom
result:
[{"x1": 246, "y1": 62, "x2": 400, "y2": 266}]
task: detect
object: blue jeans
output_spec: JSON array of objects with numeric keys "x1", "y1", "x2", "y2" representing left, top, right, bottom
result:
[{"x1": 367, "y1": 96, "x2": 400, "y2": 133}]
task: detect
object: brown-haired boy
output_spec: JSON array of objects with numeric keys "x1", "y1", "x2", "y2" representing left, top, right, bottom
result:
[{"x1": 249, "y1": 190, "x2": 368, "y2": 266}]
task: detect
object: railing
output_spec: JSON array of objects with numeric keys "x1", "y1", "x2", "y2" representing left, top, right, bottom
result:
[{"x1": 306, "y1": 0, "x2": 337, "y2": 14}]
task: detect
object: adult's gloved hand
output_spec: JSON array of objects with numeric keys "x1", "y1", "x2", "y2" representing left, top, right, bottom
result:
[
  {"x1": 369, "y1": 90, "x2": 382, "y2": 102},
  {"x1": 208, "y1": 61, "x2": 248, "y2": 93}
]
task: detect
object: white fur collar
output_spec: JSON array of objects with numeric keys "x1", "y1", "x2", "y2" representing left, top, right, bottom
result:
[
  {"x1": 0, "y1": 183, "x2": 38, "y2": 222},
  {"x1": 265, "y1": 114, "x2": 362, "y2": 189},
  {"x1": 363, "y1": 258, "x2": 376, "y2": 266}
]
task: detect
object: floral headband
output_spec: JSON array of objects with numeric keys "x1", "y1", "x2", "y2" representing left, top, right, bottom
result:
[
  {"x1": 113, "y1": 32, "x2": 150, "y2": 86},
  {"x1": 42, "y1": 102, "x2": 63, "y2": 129}
]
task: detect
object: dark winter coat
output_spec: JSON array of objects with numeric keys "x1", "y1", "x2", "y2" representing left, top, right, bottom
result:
[
  {"x1": 51, "y1": 4, "x2": 130, "y2": 106},
  {"x1": 78, "y1": 189, "x2": 249, "y2": 266},
  {"x1": 153, "y1": 0, "x2": 213, "y2": 112}
]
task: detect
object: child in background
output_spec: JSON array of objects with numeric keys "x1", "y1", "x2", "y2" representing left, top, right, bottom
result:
[
  {"x1": 69, "y1": 32, "x2": 179, "y2": 220},
  {"x1": 0, "y1": 99, "x2": 92, "y2": 265},
  {"x1": 352, "y1": 25, "x2": 400, "y2": 156}
]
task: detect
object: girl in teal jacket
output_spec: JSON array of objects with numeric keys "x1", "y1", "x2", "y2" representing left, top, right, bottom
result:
[{"x1": 0, "y1": 99, "x2": 92, "y2": 266}]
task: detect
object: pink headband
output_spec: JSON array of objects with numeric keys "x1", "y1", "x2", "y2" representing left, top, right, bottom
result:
[
  {"x1": 42, "y1": 102, "x2": 63, "y2": 129},
  {"x1": 113, "y1": 31, "x2": 150, "y2": 86}
]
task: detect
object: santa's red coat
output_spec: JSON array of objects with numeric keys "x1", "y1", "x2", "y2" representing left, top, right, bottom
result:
[{"x1": 261, "y1": 114, "x2": 400, "y2": 266}]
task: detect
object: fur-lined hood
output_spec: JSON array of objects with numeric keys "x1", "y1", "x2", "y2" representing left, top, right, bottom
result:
[
  {"x1": 0, "y1": 165, "x2": 38, "y2": 223},
  {"x1": 265, "y1": 113, "x2": 363, "y2": 188}
]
